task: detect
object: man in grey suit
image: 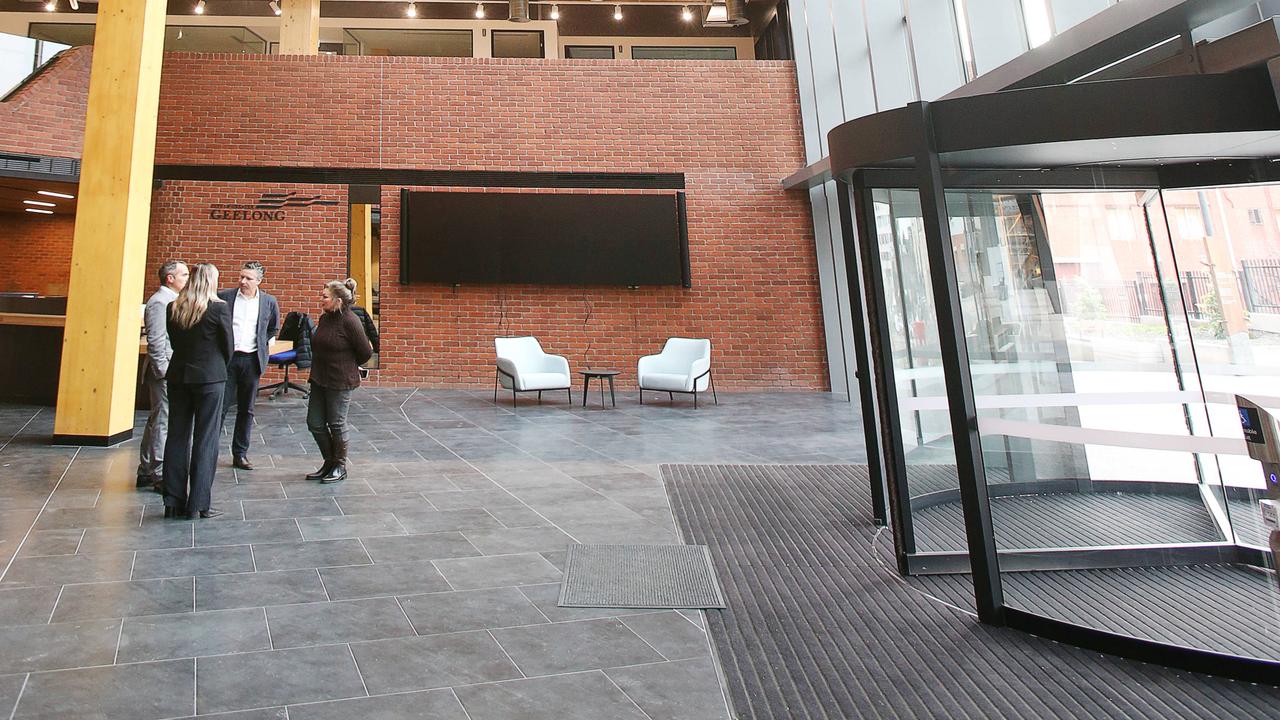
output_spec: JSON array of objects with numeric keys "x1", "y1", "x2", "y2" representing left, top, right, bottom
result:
[
  {"x1": 219, "y1": 261, "x2": 280, "y2": 470},
  {"x1": 137, "y1": 260, "x2": 189, "y2": 491}
]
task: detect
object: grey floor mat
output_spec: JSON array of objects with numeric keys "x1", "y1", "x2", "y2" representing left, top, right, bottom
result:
[
  {"x1": 558, "y1": 543, "x2": 726, "y2": 608},
  {"x1": 662, "y1": 463, "x2": 1280, "y2": 720}
]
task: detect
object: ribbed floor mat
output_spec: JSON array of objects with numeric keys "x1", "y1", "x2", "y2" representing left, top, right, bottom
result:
[
  {"x1": 662, "y1": 463, "x2": 1280, "y2": 720},
  {"x1": 558, "y1": 543, "x2": 726, "y2": 608}
]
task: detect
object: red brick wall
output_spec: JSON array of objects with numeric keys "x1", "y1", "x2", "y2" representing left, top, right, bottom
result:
[
  {"x1": 0, "y1": 47, "x2": 90, "y2": 159},
  {"x1": 3, "y1": 51, "x2": 826, "y2": 390},
  {"x1": 0, "y1": 211, "x2": 75, "y2": 295}
]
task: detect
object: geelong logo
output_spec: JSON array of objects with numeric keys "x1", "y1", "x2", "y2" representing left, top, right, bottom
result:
[{"x1": 210, "y1": 191, "x2": 338, "y2": 221}]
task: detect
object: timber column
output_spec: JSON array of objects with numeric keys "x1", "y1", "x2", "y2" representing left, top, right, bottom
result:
[
  {"x1": 280, "y1": 0, "x2": 321, "y2": 54},
  {"x1": 53, "y1": 0, "x2": 169, "y2": 445}
]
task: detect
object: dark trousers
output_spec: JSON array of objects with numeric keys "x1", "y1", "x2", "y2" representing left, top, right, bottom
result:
[
  {"x1": 223, "y1": 352, "x2": 261, "y2": 458},
  {"x1": 164, "y1": 380, "x2": 223, "y2": 512},
  {"x1": 306, "y1": 383, "x2": 353, "y2": 444}
]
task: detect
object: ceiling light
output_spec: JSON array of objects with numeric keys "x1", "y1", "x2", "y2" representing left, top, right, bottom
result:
[
  {"x1": 38, "y1": 190, "x2": 74, "y2": 199},
  {"x1": 613, "y1": 4, "x2": 622, "y2": 20},
  {"x1": 475, "y1": 3, "x2": 485, "y2": 18},
  {"x1": 269, "y1": 0, "x2": 281, "y2": 15},
  {"x1": 69, "y1": 0, "x2": 78, "y2": 9},
  {"x1": 681, "y1": 5, "x2": 692, "y2": 21},
  {"x1": 194, "y1": 0, "x2": 205, "y2": 14},
  {"x1": 24, "y1": 200, "x2": 56, "y2": 207},
  {"x1": 550, "y1": 3, "x2": 559, "y2": 20},
  {"x1": 406, "y1": 1, "x2": 417, "y2": 17},
  {"x1": 25, "y1": 208, "x2": 54, "y2": 215},
  {"x1": 43, "y1": 0, "x2": 55, "y2": 10},
  {"x1": 706, "y1": 4, "x2": 726, "y2": 22}
]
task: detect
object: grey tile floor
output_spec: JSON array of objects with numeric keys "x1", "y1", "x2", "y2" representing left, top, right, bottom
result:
[{"x1": 0, "y1": 388, "x2": 864, "y2": 719}]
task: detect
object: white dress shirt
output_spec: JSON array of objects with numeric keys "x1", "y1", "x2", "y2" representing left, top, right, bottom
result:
[{"x1": 232, "y1": 291, "x2": 260, "y2": 354}]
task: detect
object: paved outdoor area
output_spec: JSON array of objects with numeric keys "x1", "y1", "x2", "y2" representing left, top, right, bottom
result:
[{"x1": 0, "y1": 388, "x2": 864, "y2": 719}]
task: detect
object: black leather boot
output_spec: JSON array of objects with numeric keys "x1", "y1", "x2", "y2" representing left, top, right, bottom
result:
[
  {"x1": 320, "y1": 431, "x2": 348, "y2": 484},
  {"x1": 306, "y1": 430, "x2": 334, "y2": 481}
]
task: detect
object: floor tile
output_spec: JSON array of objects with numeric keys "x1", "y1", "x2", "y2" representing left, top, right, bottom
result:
[
  {"x1": 454, "y1": 671, "x2": 650, "y2": 720},
  {"x1": 196, "y1": 569, "x2": 328, "y2": 611},
  {"x1": 33, "y1": 506, "x2": 142, "y2": 531},
  {"x1": 118, "y1": 607, "x2": 271, "y2": 662},
  {"x1": 431, "y1": 553, "x2": 562, "y2": 590},
  {"x1": 18, "y1": 529, "x2": 84, "y2": 557},
  {"x1": 2, "y1": 551, "x2": 135, "y2": 587},
  {"x1": 606, "y1": 657, "x2": 731, "y2": 720},
  {"x1": 13, "y1": 659, "x2": 194, "y2": 720},
  {"x1": 280, "y1": 479, "x2": 375, "y2": 498},
  {"x1": 483, "y1": 505, "x2": 553, "y2": 528},
  {"x1": 265, "y1": 597, "x2": 415, "y2": 648},
  {"x1": 52, "y1": 577, "x2": 194, "y2": 622},
  {"x1": 195, "y1": 519, "x2": 303, "y2": 547},
  {"x1": 361, "y1": 532, "x2": 481, "y2": 564},
  {"x1": 0, "y1": 617, "x2": 121, "y2": 674},
  {"x1": 459, "y1": 526, "x2": 576, "y2": 556},
  {"x1": 251, "y1": 538, "x2": 371, "y2": 571},
  {"x1": 516, "y1": 583, "x2": 661, "y2": 623},
  {"x1": 619, "y1": 612, "x2": 710, "y2": 661},
  {"x1": 172, "y1": 709, "x2": 287, "y2": 720},
  {"x1": 131, "y1": 545, "x2": 255, "y2": 580},
  {"x1": 0, "y1": 673, "x2": 24, "y2": 719},
  {"x1": 296, "y1": 513, "x2": 405, "y2": 541},
  {"x1": 78, "y1": 524, "x2": 193, "y2": 553},
  {"x1": 285, "y1": 688, "x2": 466, "y2": 720},
  {"x1": 398, "y1": 586, "x2": 548, "y2": 636},
  {"x1": 336, "y1": 493, "x2": 435, "y2": 516},
  {"x1": 491, "y1": 618, "x2": 665, "y2": 676},
  {"x1": 392, "y1": 508, "x2": 503, "y2": 534},
  {"x1": 421, "y1": 489, "x2": 525, "y2": 511},
  {"x1": 196, "y1": 644, "x2": 366, "y2": 714},
  {"x1": 350, "y1": 630, "x2": 522, "y2": 695},
  {"x1": 318, "y1": 561, "x2": 450, "y2": 600},
  {"x1": 0, "y1": 586, "x2": 60, "y2": 627},
  {"x1": 241, "y1": 498, "x2": 341, "y2": 520}
]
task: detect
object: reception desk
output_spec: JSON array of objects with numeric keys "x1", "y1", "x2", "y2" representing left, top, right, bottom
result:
[{"x1": 0, "y1": 296, "x2": 290, "y2": 406}]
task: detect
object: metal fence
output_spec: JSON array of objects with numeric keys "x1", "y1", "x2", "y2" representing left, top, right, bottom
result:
[{"x1": 1242, "y1": 259, "x2": 1280, "y2": 313}]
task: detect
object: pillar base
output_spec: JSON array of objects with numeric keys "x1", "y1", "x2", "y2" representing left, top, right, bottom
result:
[{"x1": 52, "y1": 428, "x2": 133, "y2": 447}]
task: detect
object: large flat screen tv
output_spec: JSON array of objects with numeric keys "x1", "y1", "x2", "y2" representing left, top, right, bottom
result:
[{"x1": 399, "y1": 190, "x2": 689, "y2": 287}]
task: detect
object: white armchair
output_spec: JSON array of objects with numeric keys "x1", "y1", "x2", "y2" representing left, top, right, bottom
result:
[
  {"x1": 637, "y1": 337, "x2": 717, "y2": 408},
  {"x1": 494, "y1": 336, "x2": 572, "y2": 405}
]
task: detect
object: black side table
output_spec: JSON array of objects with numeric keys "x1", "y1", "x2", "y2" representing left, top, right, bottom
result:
[{"x1": 579, "y1": 370, "x2": 620, "y2": 408}]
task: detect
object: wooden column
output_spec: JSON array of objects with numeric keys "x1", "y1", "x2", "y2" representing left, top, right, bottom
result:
[
  {"x1": 350, "y1": 204, "x2": 374, "y2": 311},
  {"x1": 52, "y1": 0, "x2": 168, "y2": 446},
  {"x1": 280, "y1": 0, "x2": 321, "y2": 55}
]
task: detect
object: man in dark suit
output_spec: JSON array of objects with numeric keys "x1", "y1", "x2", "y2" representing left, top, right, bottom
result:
[{"x1": 218, "y1": 261, "x2": 280, "y2": 470}]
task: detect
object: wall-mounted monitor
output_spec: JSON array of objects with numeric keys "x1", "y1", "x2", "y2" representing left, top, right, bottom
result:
[{"x1": 399, "y1": 190, "x2": 690, "y2": 287}]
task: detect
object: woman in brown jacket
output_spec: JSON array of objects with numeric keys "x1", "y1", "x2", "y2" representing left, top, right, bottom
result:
[{"x1": 306, "y1": 279, "x2": 373, "y2": 483}]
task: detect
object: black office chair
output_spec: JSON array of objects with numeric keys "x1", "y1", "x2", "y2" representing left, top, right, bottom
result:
[{"x1": 261, "y1": 311, "x2": 313, "y2": 399}]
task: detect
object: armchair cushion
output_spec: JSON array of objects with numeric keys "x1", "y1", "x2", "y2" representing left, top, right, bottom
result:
[
  {"x1": 638, "y1": 338, "x2": 712, "y2": 392},
  {"x1": 495, "y1": 336, "x2": 571, "y2": 391}
]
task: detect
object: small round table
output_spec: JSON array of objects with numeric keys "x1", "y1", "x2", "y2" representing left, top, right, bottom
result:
[{"x1": 578, "y1": 369, "x2": 620, "y2": 408}]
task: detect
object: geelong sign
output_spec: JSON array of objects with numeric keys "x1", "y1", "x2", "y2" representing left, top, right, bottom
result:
[{"x1": 210, "y1": 191, "x2": 338, "y2": 221}]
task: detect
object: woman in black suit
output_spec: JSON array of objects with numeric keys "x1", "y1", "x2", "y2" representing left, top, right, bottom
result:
[{"x1": 163, "y1": 263, "x2": 234, "y2": 519}]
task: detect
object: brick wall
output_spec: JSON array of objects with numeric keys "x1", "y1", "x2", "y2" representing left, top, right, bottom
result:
[
  {"x1": 0, "y1": 47, "x2": 90, "y2": 159},
  {"x1": 0, "y1": 211, "x2": 75, "y2": 295},
  {"x1": 2, "y1": 51, "x2": 827, "y2": 390}
]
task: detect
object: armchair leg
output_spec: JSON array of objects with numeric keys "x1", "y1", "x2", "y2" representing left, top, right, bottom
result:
[
  {"x1": 537, "y1": 390, "x2": 543, "y2": 404},
  {"x1": 512, "y1": 388, "x2": 517, "y2": 406},
  {"x1": 668, "y1": 392, "x2": 673, "y2": 404},
  {"x1": 694, "y1": 389, "x2": 698, "y2": 409},
  {"x1": 567, "y1": 387, "x2": 572, "y2": 404},
  {"x1": 639, "y1": 390, "x2": 644, "y2": 405},
  {"x1": 711, "y1": 372, "x2": 718, "y2": 404},
  {"x1": 493, "y1": 372, "x2": 499, "y2": 403}
]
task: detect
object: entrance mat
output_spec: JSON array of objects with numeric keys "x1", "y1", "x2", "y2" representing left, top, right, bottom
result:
[
  {"x1": 661, "y1": 463, "x2": 1280, "y2": 720},
  {"x1": 558, "y1": 543, "x2": 726, "y2": 609}
]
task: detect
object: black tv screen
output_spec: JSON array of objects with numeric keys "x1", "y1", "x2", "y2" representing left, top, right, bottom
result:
[{"x1": 399, "y1": 190, "x2": 689, "y2": 286}]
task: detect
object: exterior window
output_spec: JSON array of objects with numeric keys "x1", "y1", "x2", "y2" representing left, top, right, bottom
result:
[
  {"x1": 492, "y1": 31, "x2": 544, "y2": 59},
  {"x1": 342, "y1": 29, "x2": 472, "y2": 57},
  {"x1": 631, "y1": 46, "x2": 737, "y2": 60},
  {"x1": 1248, "y1": 208, "x2": 1264, "y2": 225},
  {"x1": 564, "y1": 45, "x2": 615, "y2": 59}
]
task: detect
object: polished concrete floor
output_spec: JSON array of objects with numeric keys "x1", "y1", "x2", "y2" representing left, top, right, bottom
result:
[{"x1": 0, "y1": 388, "x2": 864, "y2": 719}]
